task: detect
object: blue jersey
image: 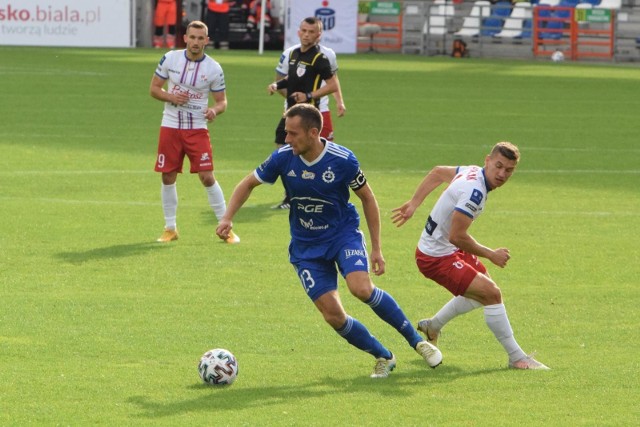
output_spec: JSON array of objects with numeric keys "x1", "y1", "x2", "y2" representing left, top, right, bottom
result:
[{"x1": 254, "y1": 140, "x2": 362, "y2": 245}]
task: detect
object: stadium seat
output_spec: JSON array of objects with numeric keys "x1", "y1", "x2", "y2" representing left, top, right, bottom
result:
[
  {"x1": 480, "y1": 1, "x2": 512, "y2": 36},
  {"x1": 579, "y1": 0, "x2": 601, "y2": 5},
  {"x1": 425, "y1": 0, "x2": 455, "y2": 35},
  {"x1": 538, "y1": 6, "x2": 563, "y2": 39},
  {"x1": 494, "y1": 2, "x2": 532, "y2": 38},
  {"x1": 597, "y1": 0, "x2": 621, "y2": 8},
  {"x1": 521, "y1": 17, "x2": 533, "y2": 38},
  {"x1": 538, "y1": 0, "x2": 562, "y2": 5},
  {"x1": 454, "y1": 0, "x2": 491, "y2": 37}
]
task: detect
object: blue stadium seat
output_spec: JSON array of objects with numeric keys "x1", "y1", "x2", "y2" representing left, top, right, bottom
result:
[
  {"x1": 481, "y1": 1, "x2": 512, "y2": 36},
  {"x1": 537, "y1": 7, "x2": 563, "y2": 39},
  {"x1": 580, "y1": 0, "x2": 601, "y2": 5},
  {"x1": 521, "y1": 19, "x2": 533, "y2": 38}
]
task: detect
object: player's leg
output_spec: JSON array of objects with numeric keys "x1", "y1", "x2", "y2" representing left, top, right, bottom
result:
[
  {"x1": 465, "y1": 274, "x2": 549, "y2": 369},
  {"x1": 153, "y1": 1, "x2": 169, "y2": 48},
  {"x1": 155, "y1": 127, "x2": 183, "y2": 242},
  {"x1": 184, "y1": 130, "x2": 239, "y2": 243},
  {"x1": 320, "y1": 111, "x2": 334, "y2": 141},
  {"x1": 415, "y1": 249, "x2": 483, "y2": 342},
  {"x1": 165, "y1": 0, "x2": 177, "y2": 48},
  {"x1": 339, "y1": 234, "x2": 442, "y2": 367},
  {"x1": 292, "y1": 254, "x2": 394, "y2": 377}
]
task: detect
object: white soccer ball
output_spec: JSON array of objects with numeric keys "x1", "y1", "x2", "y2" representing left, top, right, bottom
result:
[
  {"x1": 551, "y1": 50, "x2": 565, "y2": 62},
  {"x1": 198, "y1": 348, "x2": 238, "y2": 385}
]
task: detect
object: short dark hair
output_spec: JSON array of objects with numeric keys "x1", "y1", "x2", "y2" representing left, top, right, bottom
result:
[
  {"x1": 490, "y1": 142, "x2": 520, "y2": 163},
  {"x1": 186, "y1": 20, "x2": 208, "y2": 36},
  {"x1": 302, "y1": 17, "x2": 323, "y2": 31},
  {"x1": 285, "y1": 104, "x2": 323, "y2": 132}
]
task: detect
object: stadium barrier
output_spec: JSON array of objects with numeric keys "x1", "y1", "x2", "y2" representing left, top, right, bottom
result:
[{"x1": 533, "y1": 5, "x2": 615, "y2": 60}]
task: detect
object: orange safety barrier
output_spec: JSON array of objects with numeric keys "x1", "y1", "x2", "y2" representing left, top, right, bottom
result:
[{"x1": 533, "y1": 6, "x2": 615, "y2": 60}]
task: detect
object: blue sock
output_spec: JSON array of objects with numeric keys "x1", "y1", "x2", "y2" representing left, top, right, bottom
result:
[
  {"x1": 366, "y1": 287, "x2": 423, "y2": 349},
  {"x1": 335, "y1": 316, "x2": 392, "y2": 359}
]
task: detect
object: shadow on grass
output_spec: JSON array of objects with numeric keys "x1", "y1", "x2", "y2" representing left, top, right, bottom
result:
[
  {"x1": 199, "y1": 201, "x2": 290, "y2": 227},
  {"x1": 127, "y1": 365, "x2": 505, "y2": 419},
  {"x1": 55, "y1": 242, "x2": 169, "y2": 264}
]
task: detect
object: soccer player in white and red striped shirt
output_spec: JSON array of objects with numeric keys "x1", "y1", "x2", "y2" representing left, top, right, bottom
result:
[{"x1": 149, "y1": 20, "x2": 238, "y2": 244}]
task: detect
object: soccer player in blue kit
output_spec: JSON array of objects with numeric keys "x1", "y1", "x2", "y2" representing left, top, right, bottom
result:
[{"x1": 216, "y1": 104, "x2": 442, "y2": 378}]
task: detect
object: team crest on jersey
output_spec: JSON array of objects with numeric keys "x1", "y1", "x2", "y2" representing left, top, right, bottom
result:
[
  {"x1": 302, "y1": 170, "x2": 315, "y2": 180},
  {"x1": 200, "y1": 153, "x2": 210, "y2": 161},
  {"x1": 322, "y1": 167, "x2": 335, "y2": 183},
  {"x1": 296, "y1": 64, "x2": 307, "y2": 77}
]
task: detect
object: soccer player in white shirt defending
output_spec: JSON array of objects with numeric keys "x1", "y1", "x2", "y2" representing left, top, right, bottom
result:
[
  {"x1": 392, "y1": 142, "x2": 549, "y2": 370},
  {"x1": 149, "y1": 20, "x2": 239, "y2": 244}
]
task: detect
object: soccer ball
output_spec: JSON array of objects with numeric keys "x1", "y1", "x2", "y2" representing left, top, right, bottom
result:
[
  {"x1": 551, "y1": 50, "x2": 565, "y2": 62},
  {"x1": 198, "y1": 348, "x2": 239, "y2": 385}
]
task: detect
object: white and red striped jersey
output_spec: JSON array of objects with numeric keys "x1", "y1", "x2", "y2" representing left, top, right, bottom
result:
[{"x1": 154, "y1": 50, "x2": 225, "y2": 129}]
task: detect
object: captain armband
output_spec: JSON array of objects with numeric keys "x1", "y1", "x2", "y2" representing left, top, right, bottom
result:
[{"x1": 349, "y1": 169, "x2": 367, "y2": 191}]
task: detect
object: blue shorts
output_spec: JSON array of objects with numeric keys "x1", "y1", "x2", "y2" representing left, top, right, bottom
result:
[{"x1": 289, "y1": 230, "x2": 370, "y2": 302}]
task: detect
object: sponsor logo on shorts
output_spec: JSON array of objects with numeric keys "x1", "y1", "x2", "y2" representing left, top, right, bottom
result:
[{"x1": 344, "y1": 249, "x2": 366, "y2": 259}]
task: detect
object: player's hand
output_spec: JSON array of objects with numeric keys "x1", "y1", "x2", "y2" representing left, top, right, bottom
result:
[
  {"x1": 204, "y1": 108, "x2": 217, "y2": 122},
  {"x1": 337, "y1": 103, "x2": 346, "y2": 117},
  {"x1": 215, "y1": 219, "x2": 233, "y2": 241},
  {"x1": 391, "y1": 201, "x2": 417, "y2": 227},
  {"x1": 370, "y1": 249, "x2": 386, "y2": 276},
  {"x1": 291, "y1": 91, "x2": 310, "y2": 103},
  {"x1": 490, "y1": 248, "x2": 511, "y2": 268},
  {"x1": 267, "y1": 83, "x2": 278, "y2": 95},
  {"x1": 172, "y1": 92, "x2": 189, "y2": 106}
]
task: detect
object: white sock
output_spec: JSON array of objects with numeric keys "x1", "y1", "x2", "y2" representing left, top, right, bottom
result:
[
  {"x1": 484, "y1": 303, "x2": 527, "y2": 362},
  {"x1": 205, "y1": 181, "x2": 226, "y2": 221},
  {"x1": 161, "y1": 183, "x2": 178, "y2": 230},
  {"x1": 431, "y1": 296, "x2": 482, "y2": 331}
]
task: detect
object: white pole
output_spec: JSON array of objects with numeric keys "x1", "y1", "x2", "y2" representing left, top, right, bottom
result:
[{"x1": 258, "y1": 0, "x2": 267, "y2": 55}]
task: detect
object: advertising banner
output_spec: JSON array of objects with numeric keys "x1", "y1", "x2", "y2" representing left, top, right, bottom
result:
[
  {"x1": 284, "y1": 0, "x2": 358, "y2": 54},
  {"x1": 0, "y1": 0, "x2": 133, "y2": 47}
]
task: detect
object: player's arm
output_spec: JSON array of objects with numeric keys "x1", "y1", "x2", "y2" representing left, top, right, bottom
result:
[
  {"x1": 149, "y1": 75, "x2": 189, "y2": 105},
  {"x1": 391, "y1": 166, "x2": 457, "y2": 227},
  {"x1": 206, "y1": 90, "x2": 227, "y2": 122},
  {"x1": 216, "y1": 173, "x2": 262, "y2": 241},
  {"x1": 449, "y1": 212, "x2": 511, "y2": 268},
  {"x1": 274, "y1": 72, "x2": 287, "y2": 98},
  {"x1": 290, "y1": 74, "x2": 338, "y2": 104},
  {"x1": 352, "y1": 176, "x2": 385, "y2": 276},
  {"x1": 331, "y1": 72, "x2": 346, "y2": 117},
  {"x1": 268, "y1": 74, "x2": 288, "y2": 96}
]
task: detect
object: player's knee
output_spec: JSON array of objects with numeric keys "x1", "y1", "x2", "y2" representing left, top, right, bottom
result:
[
  {"x1": 348, "y1": 281, "x2": 374, "y2": 302},
  {"x1": 322, "y1": 311, "x2": 347, "y2": 329},
  {"x1": 484, "y1": 284, "x2": 503, "y2": 305}
]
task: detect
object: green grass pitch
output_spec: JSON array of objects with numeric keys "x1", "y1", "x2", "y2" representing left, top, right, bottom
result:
[{"x1": 0, "y1": 46, "x2": 638, "y2": 425}]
